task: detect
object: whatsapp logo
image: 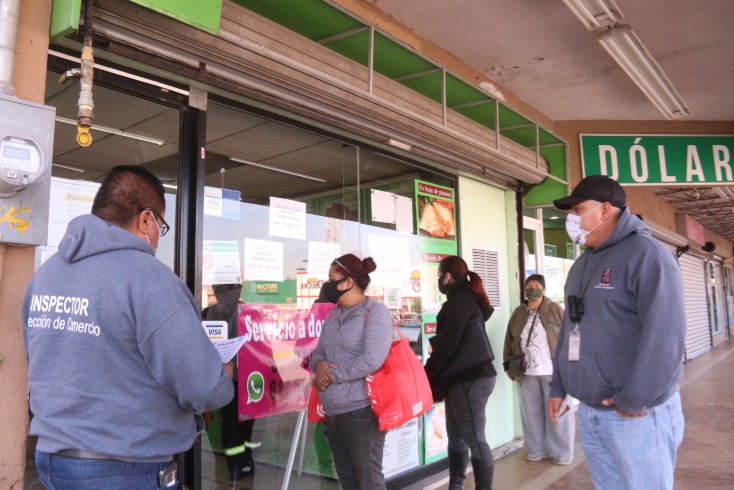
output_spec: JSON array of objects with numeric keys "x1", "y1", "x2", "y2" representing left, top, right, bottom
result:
[{"x1": 246, "y1": 371, "x2": 265, "y2": 404}]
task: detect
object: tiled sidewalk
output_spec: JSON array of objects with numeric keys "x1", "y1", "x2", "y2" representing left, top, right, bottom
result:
[{"x1": 415, "y1": 336, "x2": 734, "y2": 490}]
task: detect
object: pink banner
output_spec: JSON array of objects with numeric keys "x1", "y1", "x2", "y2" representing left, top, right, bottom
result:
[{"x1": 237, "y1": 302, "x2": 334, "y2": 419}]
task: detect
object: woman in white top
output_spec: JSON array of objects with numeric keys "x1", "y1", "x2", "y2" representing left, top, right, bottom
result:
[{"x1": 502, "y1": 274, "x2": 575, "y2": 465}]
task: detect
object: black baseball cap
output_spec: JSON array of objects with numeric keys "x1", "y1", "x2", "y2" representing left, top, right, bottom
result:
[{"x1": 553, "y1": 175, "x2": 627, "y2": 210}]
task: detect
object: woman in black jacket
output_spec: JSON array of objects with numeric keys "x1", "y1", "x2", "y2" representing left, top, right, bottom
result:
[{"x1": 424, "y1": 256, "x2": 496, "y2": 490}]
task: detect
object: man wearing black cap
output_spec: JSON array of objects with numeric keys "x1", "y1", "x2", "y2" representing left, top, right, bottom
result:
[{"x1": 547, "y1": 175, "x2": 686, "y2": 489}]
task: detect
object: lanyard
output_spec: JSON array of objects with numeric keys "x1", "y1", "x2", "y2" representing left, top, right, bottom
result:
[{"x1": 577, "y1": 248, "x2": 611, "y2": 299}]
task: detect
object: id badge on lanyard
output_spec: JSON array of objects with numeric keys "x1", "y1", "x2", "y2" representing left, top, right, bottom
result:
[{"x1": 568, "y1": 325, "x2": 580, "y2": 362}]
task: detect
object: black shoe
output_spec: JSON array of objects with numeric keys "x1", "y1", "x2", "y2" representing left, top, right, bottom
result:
[{"x1": 229, "y1": 464, "x2": 254, "y2": 481}]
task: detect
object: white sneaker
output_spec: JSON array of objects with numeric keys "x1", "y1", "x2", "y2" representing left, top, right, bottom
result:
[
  {"x1": 555, "y1": 457, "x2": 573, "y2": 466},
  {"x1": 525, "y1": 453, "x2": 548, "y2": 462}
]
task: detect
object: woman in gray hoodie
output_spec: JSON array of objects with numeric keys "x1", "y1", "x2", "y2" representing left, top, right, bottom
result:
[{"x1": 310, "y1": 254, "x2": 394, "y2": 489}]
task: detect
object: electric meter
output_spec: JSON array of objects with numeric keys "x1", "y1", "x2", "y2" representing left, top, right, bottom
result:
[
  {"x1": 0, "y1": 92, "x2": 55, "y2": 246},
  {"x1": 0, "y1": 136, "x2": 44, "y2": 197}
]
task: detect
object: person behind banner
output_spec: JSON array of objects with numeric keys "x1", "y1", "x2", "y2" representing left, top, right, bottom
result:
[
  {"x1": 503, "y1": 274, "x2": 574, "y2": 465},
  {"x1": 202, "y1": 283, "x2": 259, "y2": 482},
  {"x1": 310, "y1": 254, "x2": 394, "y2": 490},
  {"x1": 22, "y1": 165, "x2": 234, "y2": 489},
  {"x1": 424, "y1": 255, "x2": 496, "y2": 490}
]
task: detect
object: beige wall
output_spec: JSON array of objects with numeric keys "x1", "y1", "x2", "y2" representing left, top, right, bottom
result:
[
  {"x1": 555, "y1": 120, "x2": 734, "y2": 251},
  {"x1": 0, "y1": 1, "x2": 51, "y2": 487}
]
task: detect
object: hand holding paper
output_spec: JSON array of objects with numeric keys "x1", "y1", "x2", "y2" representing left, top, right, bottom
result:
[{"x1": 212, "y1": 336, "x2": 248, "y2": 363}]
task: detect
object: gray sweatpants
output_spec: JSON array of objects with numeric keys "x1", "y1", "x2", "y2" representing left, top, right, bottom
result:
[{"x1": 519, "y1": 374, "x2": 575, "y2": 460}]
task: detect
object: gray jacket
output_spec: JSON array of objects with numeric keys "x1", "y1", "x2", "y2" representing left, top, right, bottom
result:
[
  {"x1": 310, "y1": 298, "x2": 394, "y2": 416},
  {"x1": 549, "y1": 208, "x2": 686, "y2": 413},
  {"x1": 22, "y1": 215, "x2": 233, "y2": 461}
]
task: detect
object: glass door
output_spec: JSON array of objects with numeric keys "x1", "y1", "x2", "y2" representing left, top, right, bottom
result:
[
  {"x1": 197, "y1": 99, "x2": 454, "y2": 488},
  {"x1": 523, "y1": 210, "x2": 545, "y2": 279}
]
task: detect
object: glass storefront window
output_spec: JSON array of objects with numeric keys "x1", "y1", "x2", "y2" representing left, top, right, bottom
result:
[
  {"x1": 200, "y1": 101, "x2": 454, "y2": 487},
  {"x1": 39, "y1": 69, "x2": 180, "y2": 271},
  {"x1": 522, "y1": 207, "x2": 576, "y2": 304},
  {"x1": 25, "y1": 66, "x2": 183, "y2": 483}
]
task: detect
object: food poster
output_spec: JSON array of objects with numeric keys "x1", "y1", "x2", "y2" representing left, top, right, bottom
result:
[
  {"x1": 237, "y1": 302, "x2": 335, "y2": 420},
  {"x1": 424, "y1": 404, "x2": 450, "y2": 463},
  {"x1": 383, "y1": 417, "x2": 422, "y2": 478},
  {"x1": 415, "y1": 179, "x2": 457, "y2": 463},
  {"x1": 415, "y1": 180, "x2": 456, "y2": 250}
]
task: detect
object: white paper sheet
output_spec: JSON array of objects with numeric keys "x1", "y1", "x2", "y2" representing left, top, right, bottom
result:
[
  {"x1": 202, "y1": 240, "x2": 242, "y2": 285},
  {"x1": 383, "y1": 287, "x2": 402, "y2": 309},
  {"x1": 368, "y1": 234, "x2": 409, "y2": 271},
  {"x1": 395, "y1": 195, "x2": 414, "y2": 234},
  {"x1": 212, "y1": 336, "x2": 248, "y2": 363},
  {"x1": 244, "y1": 238, "x2": 284, "y2": 282},
  {"x1": 370, "y1": 188, "x2": 396, "y2": 224},
  {"x1": 307, "y1": 241, "x2": 341, "y2": 277},
  {"x1": 48, "y1": 177, "x2": 100, "y2": 248},
  {"x1": 269, "y1": 196, "x2": 306, "y2": 240}
]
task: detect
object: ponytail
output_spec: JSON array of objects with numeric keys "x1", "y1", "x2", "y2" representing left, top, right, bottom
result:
[{"x1": 467, "y1": 270, "x2": 491, "y2": 310}]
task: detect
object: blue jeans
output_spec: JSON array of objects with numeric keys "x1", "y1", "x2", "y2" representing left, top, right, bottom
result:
[
  {"x1": 35, "y1": 451, "x2": 172, "y2": 489},
  {"x1": 325, "y1": 405, "x2": 386, "y2": 490},
  {"x1": 578, "y1": 392, "x2": 685, "y2": 490}
]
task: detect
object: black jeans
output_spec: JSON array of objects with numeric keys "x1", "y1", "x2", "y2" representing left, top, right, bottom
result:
[
  {"x1": 325, "y1": 405, "x2": 386, "y2": 490},
  {"x1": 445, "y1": 376, "x2": 496, "y2": 463}
]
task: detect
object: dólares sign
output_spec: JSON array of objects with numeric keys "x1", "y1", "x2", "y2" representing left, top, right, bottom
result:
[{"x1": 580, "y1": 134, "x2": 734, "y2": 185}]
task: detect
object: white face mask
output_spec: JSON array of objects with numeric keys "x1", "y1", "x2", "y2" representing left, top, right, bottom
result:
[
  {"x1": 145, "y1": 217, "x2": 162, "y2": 254},
  {"x1": 565, "y1": 204, "x2": 603, "y2": 246}
]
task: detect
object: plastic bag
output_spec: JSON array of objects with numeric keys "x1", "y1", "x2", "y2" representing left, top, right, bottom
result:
[{"x1": 366, "y1": 328, "x2": 433, "y2": 431}]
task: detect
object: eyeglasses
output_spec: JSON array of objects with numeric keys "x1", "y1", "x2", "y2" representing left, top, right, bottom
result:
[{"x1": 143, "y1": 207, "x2": 170, "y2": 237}]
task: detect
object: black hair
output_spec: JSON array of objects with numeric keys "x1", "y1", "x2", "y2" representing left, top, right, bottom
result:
[
  {"x1": 92, "y1": 165, "x2": 166, "y2": 228},
  {"x1": 438, "y1": 255, "x2": 492, "y2": 310},
  {"x1": 525, "y1": 274, "x2": 546, "y2": 289},
  {"x1": 332, "y1": 253, "x2": 377, "y2": 291}
]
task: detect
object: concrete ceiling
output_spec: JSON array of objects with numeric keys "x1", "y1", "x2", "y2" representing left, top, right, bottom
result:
[
  {"x1": 369, "y1": 0, "x2": 734, "y2": 122},
  {"x1": 367, "y1": 0, "x2": 734, "y2": 244}
]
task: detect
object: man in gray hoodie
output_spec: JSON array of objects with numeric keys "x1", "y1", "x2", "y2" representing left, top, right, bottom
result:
[
  {"x1": 23, "y1": 166, "x2": 234, "y2": 489},
  {"x1": 548, "y1": 175, "x2": 685, "y2": 490}
]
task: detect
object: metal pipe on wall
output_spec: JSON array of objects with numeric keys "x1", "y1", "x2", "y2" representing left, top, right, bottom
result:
[
  {"x1": 0, "y1": 0, "x2": 21, "y2": 95},
  {"x1": 76, "y1": 0, "x2": 95, "y2": 147}
]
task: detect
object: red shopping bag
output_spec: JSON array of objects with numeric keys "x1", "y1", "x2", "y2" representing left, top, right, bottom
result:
[
  {"x1": 308, "y1": 385, "x2": 327, "y2": 423},
  {"x1": 366, "y1": 327, "x2": 433, "y2": 431}
]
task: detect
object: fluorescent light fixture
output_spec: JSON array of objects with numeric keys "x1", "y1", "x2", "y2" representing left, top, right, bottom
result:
[
  {"x1": 228, "y1": 156, "x2": 327, "y2": 183},
  {"x1": 714, "y1": 187, "x2": 734, "y2": 201},
  {"x1": 598, "y1": 25, "x2": 691, "y2": 120},
  {"x1": 162, "y1": 183, "x2": 178, "y2": 190},
  {"x1": 387, "y1": 139, "x2": 412, "y2": 151},
  {"x1": 55, "y1": 116, "x2": 165, "y2": 146},
  {"x1": 563, "y1": 0, "x2": 624, "y2": 30},
  {"x1": 52, "y1": 162, "x2": 84, "y2": 173}
]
